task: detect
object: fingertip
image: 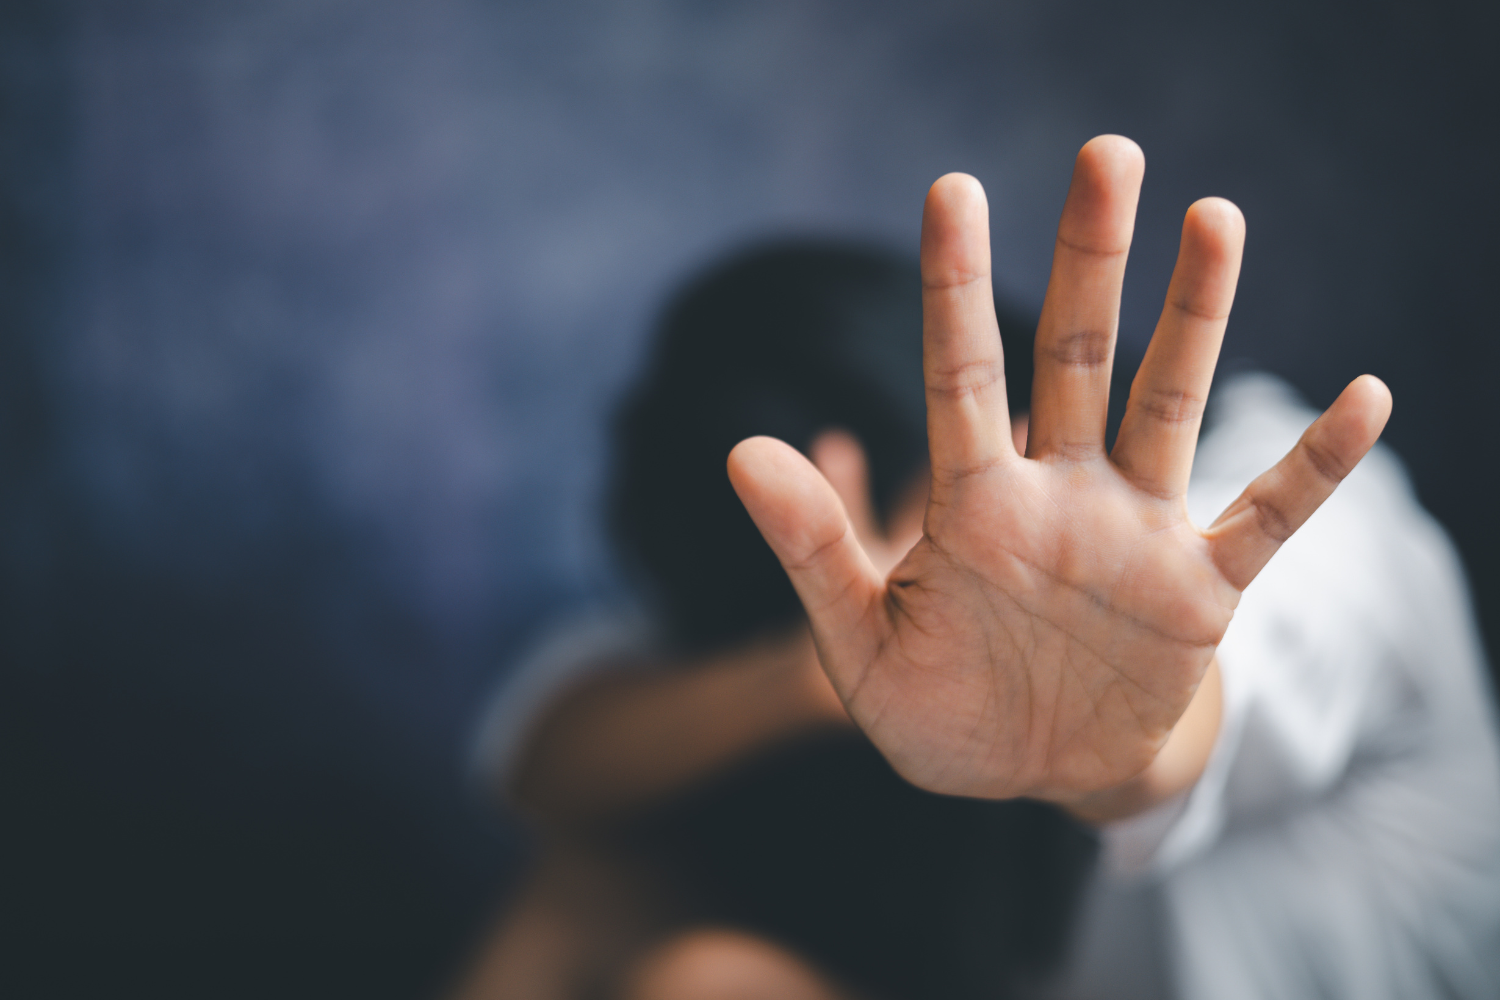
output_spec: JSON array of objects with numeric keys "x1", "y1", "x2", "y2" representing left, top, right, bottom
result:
[
  {"x1": 728, "y1": 433, "x2": 878, "y2": 623},
  {"x1": 924, "y1": 172, "x2": 989, "y2": 235},
  {"x1": 1060, "y1": 136, "x2": 1144, "y2": 253},
  {"x1": 1344, "y1": 374, "x2": 1394, "y2": 437},
  {"x1": 926, "y1": 171, "x2": 986, "y2": 208},
  {"x1": 1185, "y1": 197, "x2": 1245, "y2": 243},
  {"x1": 727, "y1": 435, "x2": 795, "y2": 493},
  {"x1": 1313, "y1": 376, "x2": 1392, "y2": 476},
  {"x1": 1078, "y1": 134, "x2": 1146, "y2": 182},
  {"x1": 1172, "y1": 199, "x2": 1245, "y2": 290},
  {"x1": 727, "y1": 433, "x2": 843, "y2": 541},
  {"x1": 921, "y1": 172, "x2": 992, "y2": 286},
  {"x1": 727, "y1": 434, "x2": 776, "y2": 468},
  {"x1": 1350, "y1": 373, "x2": 1393, "y2": 408}
]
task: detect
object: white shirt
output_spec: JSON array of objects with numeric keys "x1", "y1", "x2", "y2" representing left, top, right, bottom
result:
[
  {"x1": 1056, "y1": 374, "x2": 1500, "y2": 999},
  {"x1": 474, "y1": 373, "x2": 1500, "y2": 1000}
]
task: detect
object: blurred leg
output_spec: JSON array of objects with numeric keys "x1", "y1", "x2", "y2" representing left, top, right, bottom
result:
[
  {"x1": 450, "y1": 843, "x2": 672, "y2": 1000},
  {"x1": 619, "y1": 928, "x2": 851, "y2": 1000}
]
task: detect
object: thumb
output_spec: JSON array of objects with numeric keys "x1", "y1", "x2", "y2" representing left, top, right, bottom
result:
[{"x1": 728, "y1": 436, "x2": 886, "y2": 687}]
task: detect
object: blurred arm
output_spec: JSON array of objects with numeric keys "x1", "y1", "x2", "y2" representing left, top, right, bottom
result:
[{"x1": 509, "y1": 626, "x2": 848, "y2": 827}]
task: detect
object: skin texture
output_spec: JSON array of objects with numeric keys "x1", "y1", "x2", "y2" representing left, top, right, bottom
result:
[
  {"x1": 507, "y1": 430, "x2": 916, "y2": 828},
  {"x1": 454, "y1": 137, "x2": 1355, "y2": 1000},
  {"x1": 728, "y1": 135, "x2": 1392, "y2": 804},
  {"x1": 508, "y1": 420, "x2": 1221, "y2": 829}
]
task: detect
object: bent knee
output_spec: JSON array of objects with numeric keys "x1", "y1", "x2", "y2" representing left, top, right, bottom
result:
[{"x1": 620, "y1": 928, "x2": 843, "y2": 1000}]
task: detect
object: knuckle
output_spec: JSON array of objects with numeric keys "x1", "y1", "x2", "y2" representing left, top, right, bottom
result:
[
  {"x1": 1168, "y1": 294, "x2": 1230, "y2": 323},
  {"x1": 787, "y1": 524, "x2": 850, "y2": 573},
  {"x1": 1042, "y1": 328, "x2": 1111, "y2": 369},
  {"x1": 930, "y1": 455, "x2": 1003, "y2": 486},
  {"x1": 921, "y1": 267, "x2": 988, "y2": 292},
  {"x1": 1056, "y1": 232, "x2": 1129, "y2": 259},
  {"x1": 927, "y1": 358, "x2": 1002, "y2": 399},
  {"x1": 1046, "y1": 439, "x2": 1103, "y2": 463},
  {"x1": 1129, "y1": 386, "x2": 1205, "y2": 426},
  {"x1": 1249, "y1": 486, "x2": 1295, "y2": 543},
  {"x1": 1300, "y1": 435, "x2": 1348, "y2": 485}
]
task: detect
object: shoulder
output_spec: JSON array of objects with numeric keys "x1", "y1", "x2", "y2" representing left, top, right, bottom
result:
[{"x1": 468, "y1": 607, "x2": 660, "y2": 795}]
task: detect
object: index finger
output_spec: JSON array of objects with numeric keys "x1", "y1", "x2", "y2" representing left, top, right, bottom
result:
[{"x1": 920, "y1": 173, "x2": 1014, "y2": 479}]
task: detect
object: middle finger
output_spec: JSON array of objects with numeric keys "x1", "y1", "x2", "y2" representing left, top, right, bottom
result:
[{"x1": 1028, "y1": 135, "x2": 1145, "y2": 461}]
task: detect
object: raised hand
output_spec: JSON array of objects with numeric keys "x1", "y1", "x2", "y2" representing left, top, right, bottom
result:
[{"x1": 727, "y1": 136, "x2": 1391, "y2": 803}]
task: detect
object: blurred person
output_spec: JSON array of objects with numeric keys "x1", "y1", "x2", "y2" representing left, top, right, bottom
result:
[
  {"x1": 461, "y1": 239, "x2": 1094, "y2": 999},
  {"x1": 456, "y1": 137, "x2": 1500, "y2": 999}
]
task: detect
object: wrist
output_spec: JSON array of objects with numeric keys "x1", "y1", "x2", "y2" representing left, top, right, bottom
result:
[{"x1": 1064, "y1": 656, "x2": 1223, "y2": 826}]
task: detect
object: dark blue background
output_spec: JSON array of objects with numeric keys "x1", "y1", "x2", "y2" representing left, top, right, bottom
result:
[{"x1": 5, "y1": 2, "x2": 1497, "y2": 996}]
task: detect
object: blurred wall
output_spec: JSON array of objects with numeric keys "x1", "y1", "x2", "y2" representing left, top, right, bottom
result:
[{"x1": 4, "y1": 1, "x2": 1496, "y2": 997}]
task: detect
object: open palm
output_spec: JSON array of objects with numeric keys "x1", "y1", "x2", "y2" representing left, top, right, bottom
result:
[{"x1": 728, "y1": 136, "x2": 1391, "y2": 802}]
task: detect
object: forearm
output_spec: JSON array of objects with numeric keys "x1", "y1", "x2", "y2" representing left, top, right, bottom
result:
[
  {"x1": 509, "y1": 628, "x2": 846, "y2": 826},
  {"x1": 1064, "y1": 657, "x2": 1223, "y2": 826}
]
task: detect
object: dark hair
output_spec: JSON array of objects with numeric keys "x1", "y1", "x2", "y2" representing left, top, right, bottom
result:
[{"x1": 609, "y1": 240, "x2": 1035, "y2": 651}]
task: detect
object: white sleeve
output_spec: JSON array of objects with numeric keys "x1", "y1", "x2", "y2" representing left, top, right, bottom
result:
[
  {"x1": 1163, "y1": 502, "x2": 1500, "y2": 1000},
  {"x1": 1094, "y1": 374, "x2": 1500, "y2": 998},
  {"x1": 467, "y1": 609, "x2": 657, "y2": 797},
  {"x1": 1101, "y1": 374, "x2": 1500, "y2": 882}
]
